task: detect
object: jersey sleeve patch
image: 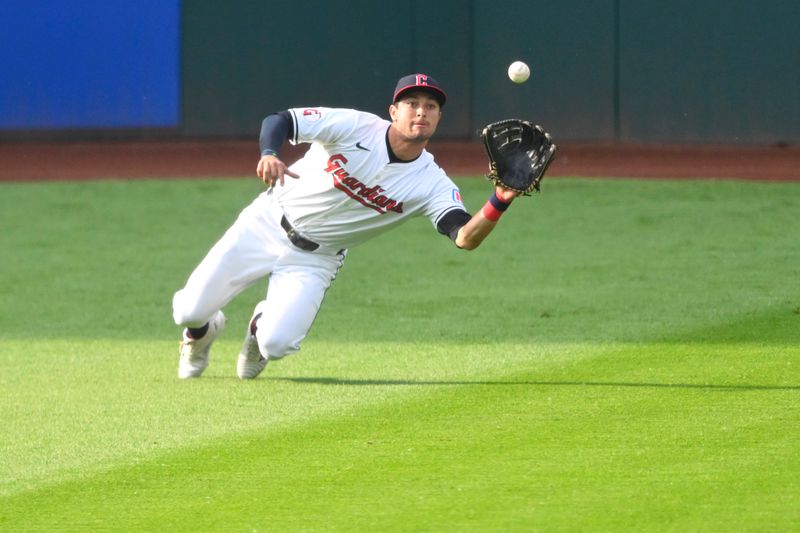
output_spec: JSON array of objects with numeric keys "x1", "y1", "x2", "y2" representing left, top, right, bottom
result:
[{"x1": 301, "y1": 108, "x2": 322, "y2": 122}]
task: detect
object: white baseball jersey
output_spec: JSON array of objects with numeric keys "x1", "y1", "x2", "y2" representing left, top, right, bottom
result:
[{"x1": 261, "y1": 107, "x2": 466, "y2": 250}]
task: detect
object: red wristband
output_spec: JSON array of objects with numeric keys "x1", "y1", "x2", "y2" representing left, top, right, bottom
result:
[
  {"x1": 482, "y1": 201, "x2": 503, "y2": 221},
  {"x1": 482, "y1": 192, "x2": 510, "y2": 222}
]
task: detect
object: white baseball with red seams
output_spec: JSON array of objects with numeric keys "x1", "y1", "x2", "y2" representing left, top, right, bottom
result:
[{"x1": 508, "y1": 61, "x2": 530, "y2": 83}]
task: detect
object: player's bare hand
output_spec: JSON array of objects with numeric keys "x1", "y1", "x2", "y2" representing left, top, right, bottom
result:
[
  {"x1": 495, "y1": 185, "x2": 520, "y2": 203},
  {"x1": 257, "y1": 155, "x2": 300, "y2": 187}
]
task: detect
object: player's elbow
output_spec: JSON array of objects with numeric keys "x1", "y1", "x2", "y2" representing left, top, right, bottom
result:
[{"x1": 454, "y1": 233, "x2": 481, "y2": 250}]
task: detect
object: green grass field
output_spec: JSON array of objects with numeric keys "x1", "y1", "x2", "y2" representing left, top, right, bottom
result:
[{"x1": 1, "y1": 176, "x2": 798, "y2": 531}]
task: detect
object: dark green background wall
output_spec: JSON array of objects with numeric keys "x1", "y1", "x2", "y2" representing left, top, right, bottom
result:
[{"x1": 182, "y1": 0, "x2": 800, "y2": 144}]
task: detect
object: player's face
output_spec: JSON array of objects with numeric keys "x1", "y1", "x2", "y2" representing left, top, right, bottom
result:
[{"x1": 390, "y1": 92, "x2": 442, "y2": 142}]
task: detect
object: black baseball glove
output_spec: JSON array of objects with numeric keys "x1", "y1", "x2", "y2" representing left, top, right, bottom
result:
[{"x1": 481, "y1": 119, "x2": 557, "y2": 194}]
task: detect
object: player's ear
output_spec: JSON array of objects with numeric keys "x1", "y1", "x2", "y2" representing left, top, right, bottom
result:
[{"x1": 388, "y1": 104, "x2": 397, "y2": 121}]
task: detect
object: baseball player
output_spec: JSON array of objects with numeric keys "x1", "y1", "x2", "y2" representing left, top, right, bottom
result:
[{"x1": 172, "y1": 74, "x2": 521, "y2": 380}]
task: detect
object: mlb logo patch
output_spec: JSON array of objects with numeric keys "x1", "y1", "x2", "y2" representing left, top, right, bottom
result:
[
  {"x1": 452, "y1": 189, "x2": 463, "y2": 203},
  {"x1": 302, "y1": 108, "x2": 321, "y2": 122}
]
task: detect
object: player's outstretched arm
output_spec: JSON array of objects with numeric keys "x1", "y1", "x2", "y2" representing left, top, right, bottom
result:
[{"x1": 454, "y1": 186, "x2": 519, "y2": 250}]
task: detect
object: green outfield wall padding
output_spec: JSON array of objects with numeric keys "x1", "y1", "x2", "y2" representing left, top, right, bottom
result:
[{"x1": 177, "y1": 0, "x2": 800, "y2": 144}]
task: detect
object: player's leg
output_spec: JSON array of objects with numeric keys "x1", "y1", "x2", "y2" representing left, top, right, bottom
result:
[
  {"x1": 237, "y1": 249, "x2": 346, "y2": 379},
  {"x1": 172, "y1": 208, "x2": 282, "y2": 328},
  {"x1": 173, "y1": 200, "x2": 284, "y2": 378}
]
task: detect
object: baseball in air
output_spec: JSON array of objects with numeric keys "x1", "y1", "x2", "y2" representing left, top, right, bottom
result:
[{"x1": 507, "y1": 61, "x2": 530, "y2": 84}]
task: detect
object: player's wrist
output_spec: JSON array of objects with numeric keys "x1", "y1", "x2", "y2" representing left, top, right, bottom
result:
[
  {"x1": 482, "y1": 192, "x2": 511, "y2": 222},
  {"x1": 489, "y1": 192, "x2": 511, "y2": 209},
  {"x1": 494, "y1": 187, "x2": 519, "y2": 202}
]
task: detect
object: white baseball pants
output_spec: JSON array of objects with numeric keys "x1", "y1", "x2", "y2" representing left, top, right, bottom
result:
[{"x1": 172, "y1": 190, "x2": 345, "y2": 359}]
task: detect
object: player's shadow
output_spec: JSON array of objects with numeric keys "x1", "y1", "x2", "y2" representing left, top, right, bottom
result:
[{"x1": 272, "y1": 377, "x2": 799, "y2": 392}]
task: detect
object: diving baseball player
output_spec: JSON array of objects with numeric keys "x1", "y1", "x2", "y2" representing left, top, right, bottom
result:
[{"x1": 172, "y1": 74, "x2": 522, "y2": 379}]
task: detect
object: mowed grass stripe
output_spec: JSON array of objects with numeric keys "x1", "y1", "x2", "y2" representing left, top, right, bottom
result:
[
  {"x1": 0, "y1": 339, "x2": 595, "y2": 498},
  {"x1": 2, "y1": 341, "x2": 797, "y2": 531}
]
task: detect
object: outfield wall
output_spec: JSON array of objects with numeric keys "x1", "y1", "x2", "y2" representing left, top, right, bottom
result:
[{"x1": 2, "y1": 1, "x2": 798, "y2": 144}]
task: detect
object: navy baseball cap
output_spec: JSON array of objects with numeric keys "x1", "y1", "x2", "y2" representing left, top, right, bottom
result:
[{"x1": 393, "y1": 74, "x2": 447, "y2": 107}]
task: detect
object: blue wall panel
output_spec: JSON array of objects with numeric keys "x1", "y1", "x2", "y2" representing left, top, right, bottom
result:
[{"x1": 0, "y1": 0, "x2": 180, "y2": 130}]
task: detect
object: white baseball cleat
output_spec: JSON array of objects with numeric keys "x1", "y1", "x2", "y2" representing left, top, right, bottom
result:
[
  {"x1": 178, "y1": 311, "x2": 226, "y2": 379},
  {"x1": 237, "y1": 330, "x2": 268, "y2": 380}
]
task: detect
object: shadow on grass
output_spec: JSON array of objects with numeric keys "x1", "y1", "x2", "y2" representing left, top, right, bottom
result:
[{"x1": 272, "y1": 376, "x2": 799, "y2": 392}]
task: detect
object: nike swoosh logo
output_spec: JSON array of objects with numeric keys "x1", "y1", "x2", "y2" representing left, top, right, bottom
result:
[{"x1": 355, "y1": 142, "x2": 370, "y2": 151}]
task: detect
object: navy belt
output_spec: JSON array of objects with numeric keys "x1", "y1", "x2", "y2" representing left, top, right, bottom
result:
[{"x1": 280, "y1": 215, "x2": 320, "y2": 252}]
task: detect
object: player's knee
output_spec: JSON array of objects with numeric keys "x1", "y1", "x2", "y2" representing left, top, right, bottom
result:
[
  {"x1": 172, "y1": 291, "x2": 211, "y2": 328},
  {"x1": 256, "y1": 329, "x2": 300, "y2": 359}
]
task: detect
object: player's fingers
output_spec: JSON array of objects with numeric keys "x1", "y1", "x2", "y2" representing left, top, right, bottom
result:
[
  {"x1": 257, "y1": 156, "x2": 296, "y2": 186},
  {"x1": 262, "y1": 171, "x2": 276, "y2": 187},
  {"x1": 495, "y1": 186, "x2": 519, "y2": 202},
  {"x1": 258, "y1": 164, "x2": 272, "y2": 185},
  {"x1": 266, "y1": 162, "x2": 283, "y2": 186},
  {"x1": 259, "y1": 164, "x2": 276, "y2": 183},
  {"x1": 273, "y1": 164, "x2": 300, "y2": 186},
  {"x1": 258, "y1": 156, "x2": 278, "y2": 179}
]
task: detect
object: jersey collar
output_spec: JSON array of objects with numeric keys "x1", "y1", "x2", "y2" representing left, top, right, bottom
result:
[{"x1": 385, "y1": 126, "x2": 422, "y2": 164}]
